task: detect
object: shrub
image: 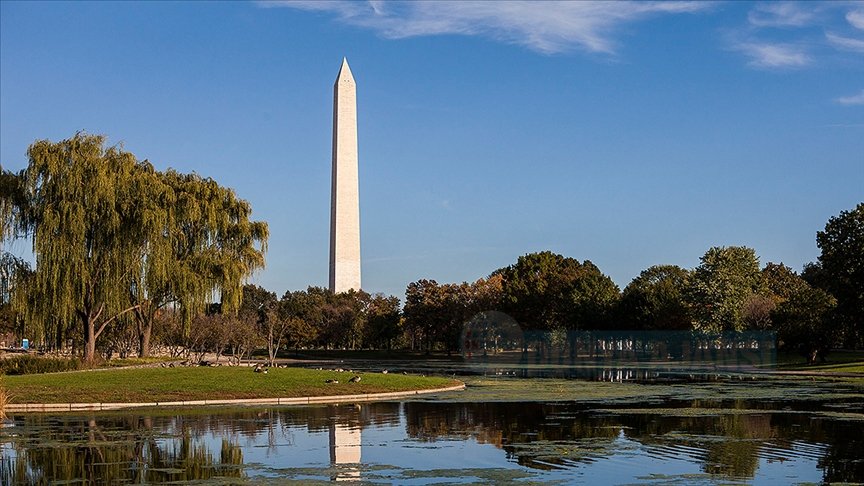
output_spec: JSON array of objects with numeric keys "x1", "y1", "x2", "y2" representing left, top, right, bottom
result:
[{"x1": 0, "y1": 355, "x2": 82, "y2": 375}]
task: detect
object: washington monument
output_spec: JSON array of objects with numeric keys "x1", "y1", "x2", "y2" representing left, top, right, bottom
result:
[{"x1": 329, "y1": 58, "x2": 361, "y2": 293}]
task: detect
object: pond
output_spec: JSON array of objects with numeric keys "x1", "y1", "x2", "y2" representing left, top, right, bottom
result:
[{"x1": 2, "y1": 367, "x2": 863, "y2": 485}]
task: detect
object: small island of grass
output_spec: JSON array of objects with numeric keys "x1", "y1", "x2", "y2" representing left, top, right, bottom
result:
[{"x1": 2, "y1": 366, "x2": 461, "y2": 407}]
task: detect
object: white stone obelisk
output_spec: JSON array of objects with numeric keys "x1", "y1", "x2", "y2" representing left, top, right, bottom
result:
[{"x1": 329, "y1": 58, "x2": 361, "y2": 293}]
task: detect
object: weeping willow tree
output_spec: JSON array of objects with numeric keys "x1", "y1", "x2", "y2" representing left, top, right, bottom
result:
[
  {"x1": 129, "y1": 170, "x2": 268, "y2": 357},
  {"x1": 15, "y1": 133, "x2": 268, "y2": 362},
  {"x1": 2, "y1": 168, "x2": 37, "y2": 343},
  {"x1": 16, "y1": 134, "x2": 164, "y2": 362},
  {"x1": 1, "y1": 167, "x2": 27, "y2": 302},
  {"x1": 1, "y1": 166, "x2": 27, "y2": 239}
]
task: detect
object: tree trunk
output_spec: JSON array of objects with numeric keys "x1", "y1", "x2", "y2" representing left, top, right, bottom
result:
[
  {"x1": 268, "y1": 326, "x2": 275, "y2": 366},
  {"x1": 81, "y1": 302, "x2": 136, "y2": 364},
  {"x1": 83, "y1": 314, "x2": 97, "y2": 364},
  {"x1": 137, "y1": 321, "x2": 152, "y2": 358},
  {"x1": 54, "y1": 324, "x2": 64, "y2": 353},
  {"x1": 133, "y1": 302, "x2": 154, "y2": 358}
]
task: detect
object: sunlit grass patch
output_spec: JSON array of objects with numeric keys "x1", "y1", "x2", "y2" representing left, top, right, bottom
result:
[
  {"x1": 3, "y1": 366, "x2": 460, "y2": 404},
  {"x1": 790, "y1": 361, "x2": 864, "y2": 373},
  {"x1": 777, "y1": 350, "x2": 864, "y2": 372}
]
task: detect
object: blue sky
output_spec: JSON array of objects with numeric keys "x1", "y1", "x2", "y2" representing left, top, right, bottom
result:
[{"x1": 1, "y1": 1, "x2": 862, "y2": 299}]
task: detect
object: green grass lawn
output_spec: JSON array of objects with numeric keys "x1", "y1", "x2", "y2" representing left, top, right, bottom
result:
[
  {"x1": 2, "y1": 366, "x2": 460, "y2": 404},
  {"x1": 776, "y1": 350, "x2": 864, "y2": 373},
  {"x1": 786, "y1": 362, "x2": 864, "y2": 373}
]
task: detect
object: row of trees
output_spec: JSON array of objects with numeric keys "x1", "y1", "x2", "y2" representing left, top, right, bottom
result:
[
  {"x1": 1, "y1": 133, "x2": 268, "y2": 363},
  {"x1": 2, "y1": 134, "x2": 860, "y2": 363},
  {"x1": 399, "y1": 204, "x2": 862, "y2": 360},
  {"x1": 90, "y1": 285, "x2": 401, "y2": 364},
  {"x1": 136, "y1": 202, "x2": 858, "y2": 361},
  {"x1": 239, "y1": 285, "x2": 400, "y2": 360}
]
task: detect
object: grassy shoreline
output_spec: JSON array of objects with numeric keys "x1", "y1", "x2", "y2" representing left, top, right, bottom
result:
[
  {"x1": 2, "y1": 367, "x2": 460, "y2": 404},
  {"x1": 2, "y1": 349, "x2": 862, "y2": 409}
]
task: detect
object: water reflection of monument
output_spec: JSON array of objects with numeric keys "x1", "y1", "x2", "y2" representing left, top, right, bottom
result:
[{"x1": 329, "y1": 405, "x2": 362, "y2": 481}]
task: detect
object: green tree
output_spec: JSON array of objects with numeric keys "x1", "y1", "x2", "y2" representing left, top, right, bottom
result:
[
  {"x1": 403, "y1": 279, "x2": 446, "y2": 352},
  {"x1": 124, "y1": 168, "x2": 174, "y2": 357},
  {"x1": 403, "y1": 277, "x2": 507, "y2": 353},
  {"x1": 438, "y1": 282, "x2": 478, "y2": 354},
  {"x1": 364, "y1": 293, "x2": 401, "y2": 350},
  {"x1": 1, "y1": 167, "x2": 27, "y2": 239},
  {"x1": 772, "y1": 284, "x2": 837, "y2": 363},
  {"x1": 499, "y1": 251, "x2": 619, "y2": 332},
  {"x1": 2, "y1": 168, "x2": 34, "y2": 344},
  {"x1": 619, "y1": 265, "x2": 692, "y2": 330},
  {"x1": 815, "y1": 203, "x2": 864, "y2": 347},
  {"x1": 240, "y1": 284, "x2": 277, "y2": 315},
  {"x1": 0, "y1": 253, "x2": 31, "y2": 342},
  {"x1": 471, "y1": 274, "x2": 504, "y2": 313},
  {"x1": 239, "y1": 285, "x2": 283, "y2": 364},
  {"x1": 17, "y1": 134, "x2": 164, "y2": 363},
  {"x1": 130, "y1": 170, "x2": 268, "y2": 357},
  {"x1": 497, "y1": 252, "x2": 574, "y2": 332},
  {"x1": 739, "y1": 263, "x2": 803, "y2": 330},
  {"x1": 11, "y1": 134, "x2": 268, "y2": 363},
  {"x1": 801, "y1": 261, "x2": 829, "y2": 291},
  {"x1": 312, "y1": 289, "x2": 368, "y2": 350},
  {"x1": 686, "y1": 246, "x2": 763, "y2": 333},
  {"x1": 568, "y1": 260, "x2": 620, "y2": 330},
  {"x1": 280, "y1": 288, "x2": 325, "y2": 350}
]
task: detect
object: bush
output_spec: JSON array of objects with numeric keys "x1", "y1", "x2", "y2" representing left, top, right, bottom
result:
[{"x1": 0, "y1": 355, "x2": 82, "y2": 375}]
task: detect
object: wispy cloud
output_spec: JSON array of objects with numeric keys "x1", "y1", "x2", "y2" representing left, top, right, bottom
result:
[
  {"x1": 748, "y1": 2, "x2": 815, "y2": 28},
  {"x1": 847, "y1": 10, "x2": 864, "y2": 30},
  {"x1": 826, "y1": 32, "x2": 864, "y2": 52},
  {"x1": 731, "y1": 3, "x2": 864, "y2": 70},
  {"x1": 732, "y1": 41, "x2": 811, "y2": 68},
  {"x1": 260, "y1": 0, "x2": 710, "y2": 55},
  {"x1": 824, "y1": 123, "x2": 864, "y2": 128},
  {"x1": 835, "y1": 89, "x2": 864, "y2": 106}
]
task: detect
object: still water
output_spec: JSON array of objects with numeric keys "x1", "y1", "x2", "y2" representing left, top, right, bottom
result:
[{"x1": 2, "y1": 372, "x2": 863, "y2": 485}]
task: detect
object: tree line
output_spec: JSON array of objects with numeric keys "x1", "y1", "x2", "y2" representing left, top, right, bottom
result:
[
  {"x1": 93, "y1": 203, "x2": 862, "y2": 364},
  {"x1": 94, "y1": 285, "x2": 402, "y2": 365},
  {"x1": 399, "y1": 202, "x2": 861, "y2": 362},
  {"x1": 2, "y1": 134, "x2": 861, "y2": 364}
]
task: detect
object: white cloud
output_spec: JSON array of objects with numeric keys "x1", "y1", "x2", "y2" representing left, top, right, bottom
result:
[
  {"x1": 733, "y1": 42, "x2": 811, "y2": 68},
  {"x1": 747, "y1": 2, "x2": 815, "y2": 28},
  {"x1": 847, "y1": 10, "x2": 864, "y2": 30},
  {"x1": 260, "y1": 0, "x2": 711, "y2": 55},
  {"x1": 835, "y1": 89, "x2": 864, "y2": 105},
  {"x1": 826, "y1": 32, "x2": 864, "y2": 52},
  {"x1": 731, "y1": 3, "x2": 864, "y2": 69}
]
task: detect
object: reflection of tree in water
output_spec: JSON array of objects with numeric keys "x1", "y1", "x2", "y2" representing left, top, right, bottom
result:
[
  {"x1": 816, "y1": 417, "x2": 864, "y2": 483},
  {"x1": 402, "y1": 401, "x2": 863, "y2": 482},
  {"x1": 2, "y1": 402, "x2": 860, "y2": 483},
  {"x1": 0, "y1": 403, "x2": 403, "y2": 484},
  {"x1": 2, "y1": 415, "x2": 245, "y2": 484},
  {"x1": 404, "y1": 402, "x2": 619, "y2": 470}
]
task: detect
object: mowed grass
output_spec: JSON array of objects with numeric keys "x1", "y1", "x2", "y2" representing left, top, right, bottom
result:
[
  {"x1": 790, "y1": 361, "x2": 864, "y2": 373},
  {"x1": 2, "y1": 367, "x2": 460, "y2": 404},
  {"x1": 779, "y1": 351, "x2": 864, "y2": 374}
]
